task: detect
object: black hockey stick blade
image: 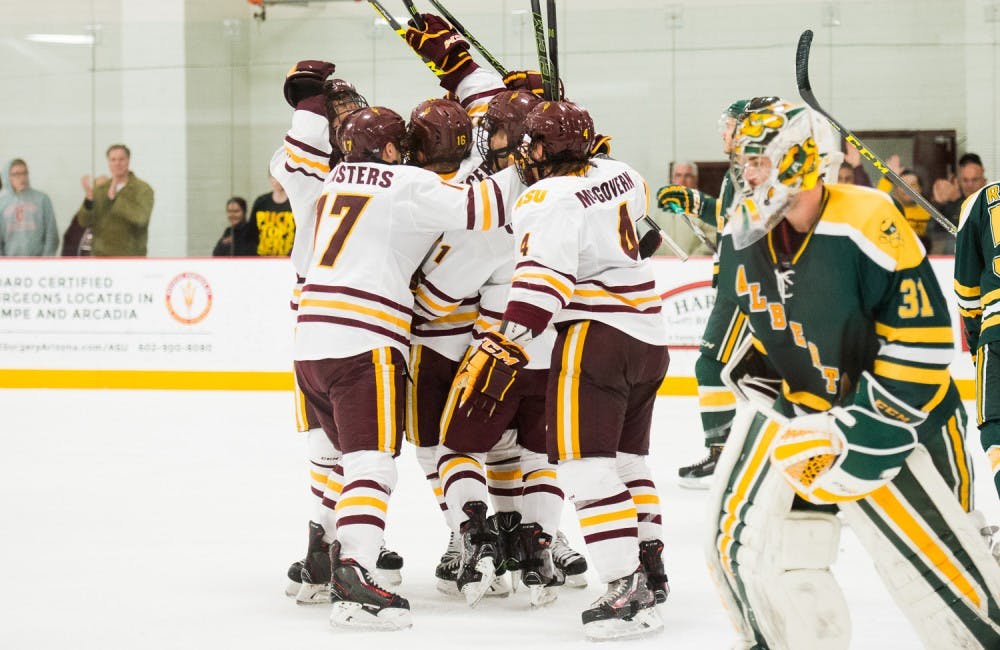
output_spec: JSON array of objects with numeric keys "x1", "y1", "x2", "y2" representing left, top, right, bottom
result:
[
  {"x1": 529, "y1": 0, "x2": 555, "y2": 101},
  {"x1": 402, "y1": 0, "x2": 425, "y2": 31},
  {"x1": 428, "y1": 0, "x2": 508, "y2": 76},
  {"x1": 546, "y1": 0, "x2": 560, "y2": 100},
  {"x1": 793, "y1": 28, "x2": 956, "y2": 235}
]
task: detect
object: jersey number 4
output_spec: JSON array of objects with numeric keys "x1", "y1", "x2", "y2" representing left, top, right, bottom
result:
[
  {"x1": 617, "y1": 202, "x2": 640, "y2": 260},
  {"x1": 316, "y1": 193, "x2": 372, "y2": 268}
]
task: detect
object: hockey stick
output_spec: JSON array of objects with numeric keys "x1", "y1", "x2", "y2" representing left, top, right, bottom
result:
[
  {"x1": 545, "y1": 0, "x2": 560, "y2": 99},
  {"x1": 427, "y1": 0, "x2": 509, "y2": 77},
  {"x1": 666, "y1": 203, "x2": 718, "y2": 254},
  {"x1": 529, "y1": 0, "x2": 556, "y2": 101},
  {"x1": 401, "y1": 0, "x2": 425, "y2": 31},
  {"x1": 795, "y1": 29, "x2": 956, "y2": 235},
  {"x1": 367, "y1": 0, "x2": 446, "y2": 77}
]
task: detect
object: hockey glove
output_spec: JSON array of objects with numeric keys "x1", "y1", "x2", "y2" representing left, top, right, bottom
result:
[
  {"x1": 502, "y1": 70, "x2": 565, "y2": 99},
  {"x1": 591, "y1": 133, "x2": 612, "y2": 157},
  {"x1": 284, "y1": 60, "x2": 336, "y2": 109},
  {"x1": 403, "y1": 14, "x2": 477, "y2": 91},
  {"x1": 657, "y1": 184, "x2": 703, "y2": 218},
  {"x1": 454, "y1": 331, "x2": 528, "y2": 419}
]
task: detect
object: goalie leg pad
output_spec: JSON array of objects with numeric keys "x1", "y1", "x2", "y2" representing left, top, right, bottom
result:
[{"x1": 841, "y1": 445, "x2": 1000, "y2": 648}]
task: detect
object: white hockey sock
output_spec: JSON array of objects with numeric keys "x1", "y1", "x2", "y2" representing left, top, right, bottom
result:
[
  {"x1": 319, "y1": 461, "x2": 343, "y2": 542},
  {"x1": 520, "y1": 449, "x2": 563, "y2": 535},
  {"x1": 617, "y1": 452, "x2": 662, "y2": 542},
  {"x1": 438, "y1": 446, "x2": 489, "y2": 524},
  {"x1": 336, "y1": 450, "x2": 397, "y2": 570},
  {"x1": 485, "y1": 430, "x2": 522, "y2": 514},
  {"x1": 307, "y1": 428, "x2": 339, "y2": 529},
  {"x1": 415, "y1": 444, "x2": 454, "y2": 530}
]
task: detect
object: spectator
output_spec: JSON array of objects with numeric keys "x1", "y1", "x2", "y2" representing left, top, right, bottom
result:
[
  {"x1": 248, "y1": 173, "x2": 293, "y2": 256},
  {"x1": 932, "y1": 152, "x2": 988, "y2": 221},
  {"x1": 657, "y1": 160, "x2": 714, "y2": 255},
  {"x1": 837, "y1": 142, "x2": 871, "y2": 186},
  {"x1": 670, "y1": 160, "x2": 699, "y2": 188},
  {"x1": 0, "y1": 159, "x2": 59, "y2": 256},
  {"x1": 212, "y1": 196, "x2": 256, "y2": 256},
  {"x1": 74, "y1": 144, "x2": 154, "y2": 257}
]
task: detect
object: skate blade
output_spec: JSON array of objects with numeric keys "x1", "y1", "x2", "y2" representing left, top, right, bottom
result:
[
  {"x1": 373, "y1": 568, "x2": 402, "y2": 588},
  {"x1": 584, "y1": 607, "x2": 664, "y2": 641},
  {"x1": 295, "y1": 582, "x2": 331, "y2": 605},
  {"x1": 436, "y1": 578, "x2": 460, "y2": 596},
  {"x1": 285, "y1": 580, "x2": 301, "y2": 598},
  {"x1": 564, "y1": 573, "x2": 588, "y2": 588},
  {"x1": 677, "y1": 475, "x2": 712, "y2": 490},
  {"x1": 508, "y1": 569, "x2": 521, "y2": 593},
  {"x1": 528, "y1": 584, "x2": 558, "y2": 607},
  {"x1": 484, "y1": 572, "x2": 510, "y2": 598},
  {"x1": 460, "y1": 559, "x2": 497, "y2": 607},
  {"x1": 329, "y1": 601, "x2": 412, "y2": 631}
]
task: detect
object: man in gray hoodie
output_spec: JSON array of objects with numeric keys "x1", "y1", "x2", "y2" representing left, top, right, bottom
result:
[{"x1": 0, "y1": 159, "x2": 59, "y2": 256}]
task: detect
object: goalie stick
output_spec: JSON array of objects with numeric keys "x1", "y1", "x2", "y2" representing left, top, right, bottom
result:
[
  {"x1": 427, "y1": 0, "x2": 509, "y2": 77},
  {"x1": 367, "y1": 0, "x2": 445, "y2": 78},
  {"x1": 795, "y1": 29, "x2": 956, "y2": 235}
]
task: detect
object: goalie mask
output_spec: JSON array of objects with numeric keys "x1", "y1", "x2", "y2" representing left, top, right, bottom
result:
[
  {"x1": 477, "y1": 91, "x2": 542, "y2": 173},
  {"x1": 406, "y1": 98, "x2": 473, "y2": 169},
  {"x1": 515, "y1": 100, "x2": 594, "y2": 186},
  {"x1": 727, "y1": 99, "x2": 842, "y2": 249},
  {"x1": 336, "y1": 106, "x2": 406, "y2": 164}
]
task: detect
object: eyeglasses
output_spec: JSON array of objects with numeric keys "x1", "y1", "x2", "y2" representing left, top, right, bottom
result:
[{"x1": 9, "y1": 171, "x2": 27, "y2": 176}]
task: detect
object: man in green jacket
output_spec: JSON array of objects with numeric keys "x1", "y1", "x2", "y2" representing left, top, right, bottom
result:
[{"x1": 75, "y1": 144, "x2": 154, "y2": 256}]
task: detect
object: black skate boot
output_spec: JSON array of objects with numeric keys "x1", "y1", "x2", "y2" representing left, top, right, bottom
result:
[
  {"x1": 296, "y1": 521, "x2": 332, "y2": 605},
  {"x1": 456, "y1": 501, "x2": 501, "y2": 607},
  {"x1": 494, "y1": 511, "x2": 523, "y2": 574},
  {"x1": 374, "y1": 545, "x2": 404, "y2": 588},
  {"x1": 551, "y1": 531, "x2": 588, "y2": 588},
  {"x1": 677, "y1": 443, "x2": 724, "y2": 490},
  {"x1": 285, "y1": 559, "x2": 304, "y2": 598},
  {"x1": 581, "y1": 567, "x2": 663, "y2": 641},
  {"x1": 329, "y1": 541, "x2": 411, "y2": 631},
  {"x1": 638, "y1": 539, "x2": 670, "y2": 604},
  {"x1": 518, "y1": 523, "x2": 565, "y2": 607},
  {"x1": 435, "y1": 531, "x2": 462, "y2": 595}
]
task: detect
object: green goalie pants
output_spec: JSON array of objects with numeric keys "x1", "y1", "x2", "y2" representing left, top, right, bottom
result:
[{"x1": 974, "y1": 343, "x2": 1000, "y2": 497}]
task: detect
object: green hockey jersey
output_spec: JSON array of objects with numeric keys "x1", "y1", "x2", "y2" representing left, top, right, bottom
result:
[
  {"x1": 728, "y1": 183, "x2": 956, "y2": 430},
  {"x1": 953, "y1": 181, "x2": 1000, "y2": 351}
]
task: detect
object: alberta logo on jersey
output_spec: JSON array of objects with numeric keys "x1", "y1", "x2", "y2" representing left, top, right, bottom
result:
[
  {"x1": 660, "y1": 280, "x2": 715, "y2": 347},
  {"x1": 165, "y1": 272, "x2": 213, "y2": 325}
]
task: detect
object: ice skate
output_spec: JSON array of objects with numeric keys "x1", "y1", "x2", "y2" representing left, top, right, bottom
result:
[
  {"x1": 493, "y1": 511, "x2": 523, "y2": 591},
  {"x1": 581, "y1": 567, "x2": 662, "y2": 641},
  {"x1": 638, "y1": 539, "x2": 670, "y2": 604},
  {"x1": 677, "y1": 444, "x2": 723, "y2": 490},
  {"x1": 285, "y1": 559, "x2": 303, "y2": 598},
  {"x1": 518, "y1": 523, "x2": 565, "y2": 607},
  {"x1": 374, "y1": 545, "x2": 403, "y2": 588},
  {"x1": 296, "y1": 521, "x2": 332, "y2": 605},
  {"x1": 328, "y1": 541, "x2": 411, "y2": 631},
  {"x1": 456, "y1": 501, "x2": 500, "y2": 607},
  {"x1": 552, "y1": 531, "x2": 588, "y2": 588},
  {"x1": 435, "y1": 531, "x2": 461, "y2": 595}
]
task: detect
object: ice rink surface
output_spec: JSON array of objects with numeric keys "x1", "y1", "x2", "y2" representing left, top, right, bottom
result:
[{"x1": 3, "y1": 389, "x2": 997, "y2": 649}]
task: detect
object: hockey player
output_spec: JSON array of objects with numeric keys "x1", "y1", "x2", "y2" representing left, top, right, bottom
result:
[
  {"x1": 293, "y1": 104, "x2": 515, "y2": 631},
  {"x1": 657, "y1": 99, "x2": 753, "y2": 488},
  {"x1": 455, "y1": 99, "x2": 669, "y2": 640},
  {"x1": 267, "y1": 62, "x2": 404, "y2": 604},
  {"x1": 954, "y1": 179, "x2": 1000, "y2": 506},
  {"x1": 707, "y1": 98, "x2": 1000, "y2": 649}
]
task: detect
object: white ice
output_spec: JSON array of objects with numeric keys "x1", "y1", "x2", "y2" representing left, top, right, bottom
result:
[{"x1": 2, "y1": 390, "x2": 997, "y2": 649}]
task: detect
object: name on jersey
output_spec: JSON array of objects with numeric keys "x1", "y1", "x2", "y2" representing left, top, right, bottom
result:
[
  {"x1": 735, "y1": 263, "x2": 840, "y2": 395},
  {"x1": 575, "y1": 171, "x2": 635, "y2": 208},
  {"x1": 331, "y1": 164, "x2": 394, "y2": 188}
]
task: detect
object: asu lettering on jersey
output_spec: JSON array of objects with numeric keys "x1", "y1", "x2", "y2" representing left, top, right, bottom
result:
[
  {"x1": 295, "y1": 163, "x2": 513, "y2": 363},
  {"x1": 955, "y1": 181, "x2": 1000, "y2": 351},
  {"x1": 504, "y1": 158, "x2": 668, "y2": 347},
  {"x1": 729, "y1": 184, "x2": 954, "y2": 418}
]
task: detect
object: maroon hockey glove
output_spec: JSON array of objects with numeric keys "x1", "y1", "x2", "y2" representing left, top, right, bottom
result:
[
  {"x1": 403, "y1": 14, "x2": 476, "y2": 91},
  {"x1": 283, "y1": 60, "x2": 336, "y2": 109},
  {"x1": 502, "y1": 69, "x2": 566, "y2": 99},
  {"x1": 591, "y1": 133, "x2": 612, "y2": 156},
  {"x1": 454, "y1": 331, "x2": 528, "y2": 419}
]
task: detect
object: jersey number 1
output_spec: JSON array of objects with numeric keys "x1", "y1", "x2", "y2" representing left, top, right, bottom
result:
[{"x1": 317, "y1": 193, "x2": 372, "y2": 268}]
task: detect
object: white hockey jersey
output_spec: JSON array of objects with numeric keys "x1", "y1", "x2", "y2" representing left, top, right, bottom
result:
[
  {"x1": 504, "y1": 158, "x2": 669, "y2": 346},
  {"x1": 295, "y1": 161, "x2": 514, "y2": 362},
  {"x1": 268, "y1": 107, "x2": 332, "y2": 311}
]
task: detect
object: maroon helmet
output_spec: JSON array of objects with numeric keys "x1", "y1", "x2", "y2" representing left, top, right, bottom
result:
[
  {"x1": 477, "y1": 90, "x2": 542, "y2": 172},
  {"x1": 406, "y1": 99, "x2": 472, "y2": 168},
  {"x1": 324, "y1": 79, "x2": 369, "y2": 159},
  {"x1": 336, "y1": 106, "x2": 406, "y2": 164},
  {"x1": 516, "y1": 100, "x2": 595, "y2": 185}
]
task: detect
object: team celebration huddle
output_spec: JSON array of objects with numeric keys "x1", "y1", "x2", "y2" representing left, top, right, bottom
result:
[{"x1": 270, "y1": 1, "x2": 1000, "y2": 646}]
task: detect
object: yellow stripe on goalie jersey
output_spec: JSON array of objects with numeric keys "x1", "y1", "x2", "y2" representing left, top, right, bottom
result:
[
  {"x1": 781, "y1": 382, "x2": 832, "y2": 412},
  {"x1": 873, "y1": 360, "x2": 950, "y2": 385},
  {"x1": 821, "y1": 185, "x2": 924, "y2": 271},
  {"x1": 717, "y1": 419, "x2": 783, "y2": 574},
  {"x1": 868, "y1": 483, "x2": 985, "y2": 609},
  {"x1": 946, "y1": 415, "x2": 972, "y2": 512},
  {"x1": 875, "y1": 322, "x2": 954, "y2": 344}
]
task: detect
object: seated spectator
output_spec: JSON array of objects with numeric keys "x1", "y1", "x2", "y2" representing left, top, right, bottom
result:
[
  {"x1": 0, "y1": 158, "x2": 59, "y2": 256},
  {"x1": 932, "y1": 152, "x2": 988, "y2": 222},
  {"x1": 212, "y1": 197, "x2": 256, "y2": 256}
]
